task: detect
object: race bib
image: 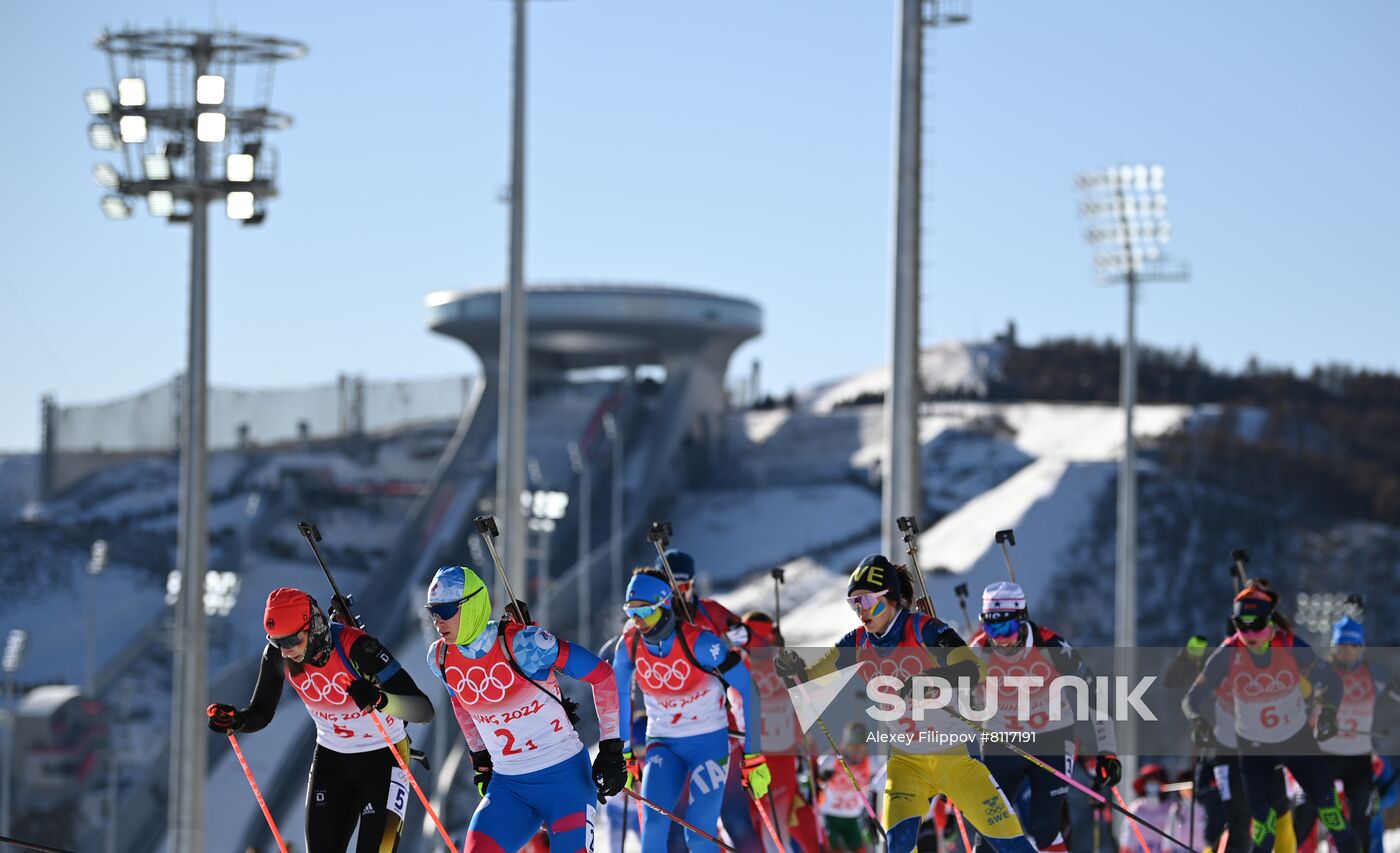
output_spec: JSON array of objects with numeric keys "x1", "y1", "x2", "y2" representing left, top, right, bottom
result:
[{"x1": 386, "y1": 767, "x2": 409, "y2": 819}]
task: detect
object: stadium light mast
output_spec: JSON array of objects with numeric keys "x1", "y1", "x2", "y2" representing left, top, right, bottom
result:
[
  {"x1": 884, "y1": 0, "x2": 969, "y2": 557},
  {"x1": 87, "y1": 28, "x2": 305, "y2": 853},
  {"x1": 1076, "y1": 164, "x2": 1187, "y2": 777}
]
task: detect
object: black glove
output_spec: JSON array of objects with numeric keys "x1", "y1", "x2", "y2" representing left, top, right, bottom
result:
[
  {"x1": 1189, "y1": 717, "x2": 1215, "y2": 749},
  {"x1": 774, "y1": 650, "x2": 808, "y2": 686},
  {"x1": 593, "y1": 738, "x2": 629, "y2": 803},
  {"x1": 346, "y1": 679, "x2": 386, "y2": 712},
  {"x1": 471, "y1": 749, "x2": 494, "y2": 796},
  {"x1": 207, "y1": 703, "x2": 244, "y2": 734},
  {"x1": 1315, "y1": 706, "x2": 1339, "y2": 742},
  {"x1": 1095, "y1": 753, "x2": 1123, "y2": 789}
]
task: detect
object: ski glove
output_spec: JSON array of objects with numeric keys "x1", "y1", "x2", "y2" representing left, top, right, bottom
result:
[
  {"x1": 593, "y1": 738, "x2": 629, "y2": 803},
  {"x1": 741, "y1": 753, "x2": 772, "y2": 800},
  {"x1": 346, "y1": 679, "x2": 387, "y2": 712},
  {"x1": 773, "y1": 650, "x2": 808, "y2": 686},
  {"x1": 726, "y1": 624, "x2": 751, "y2": 647},
  {"x1": 1315, "y1": 705, "x2": 1340, "y2": 742},
  {"x1": 1095, "y1": 753, "x2": 1123, "y2": 789},
  {"x1": 623, "y1": 747, "x2": 642, "y2": 792},
  {"x1": 206, "y1": 703, "x2": 244, "y2": 734},
  {"x1": 471, "y1": 749, "x2": 494, "y2": 796},
  {"x1": 1189, "y1": 717, "x2": 1215, "y2": 749}
]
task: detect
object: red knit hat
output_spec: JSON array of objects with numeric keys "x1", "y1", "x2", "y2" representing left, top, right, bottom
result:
[
  {"x1": 264, "y1": 588, "x2": 313, "y2": 636},
  {"x1": 1132, "y1": 762, "x2": 1168, "y2": 797}
]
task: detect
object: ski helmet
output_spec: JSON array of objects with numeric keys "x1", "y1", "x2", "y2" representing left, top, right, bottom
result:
[
  {"x1": 656, "y1": 549, "x2": 696, "y2": 584},
  {"x1": 1232, "y1": 586, "x2": 1277, "y2": 632},
  {"x1": 426, "y1": 565, "x2": 491, "y2": 645},
  {"x1": 264, "y1": 588, "x2": 331, "y2": 666},
  {"x1": 1331, "y1": 616, "x2": 1364, "y2": 647}
]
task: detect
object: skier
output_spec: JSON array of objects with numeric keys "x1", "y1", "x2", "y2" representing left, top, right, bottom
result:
[
  {"x1": 1184, "y1": 582, "x2": 1360, "y2": 853},
  {"x1": 969, "y1": 581, "x2": 1121, "y2": 853},
  {"x1": 1319, "y1": 616, "x2": 1400, "y2": 852},
  {"x1": 775, "y1": 554, "x2": 1037, "y2": 853},
  {"x1": 423, "y1": 565, "x2": 628, "y2": 852},
  {"x1": 611, "y1": 567, "x2": 773, "y2": 852},
  {"x1": 816, "y1": 723, "x2": 887, "y2": 853},
  {"x1": 657, "y1": 549, "x2": 765, "y2": 852},
  {"x1": 207, "y1": 587, "x2": 435, "y2": 853}
]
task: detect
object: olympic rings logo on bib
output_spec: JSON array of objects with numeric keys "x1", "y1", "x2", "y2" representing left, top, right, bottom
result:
[
  {"x1": 1229, "y1": 669, "x2": 1296, "y2": 699},
  {"x1": 1343, "y1": 672, "x2": 1372, "y2": 704},
  {"x1": 636, "y1": 658, "x2": 692, "y2": 691},
  {"x1": 446, "y1": 661, "x2": 517, "y2": 704},
  {"x1": 992, "y1": 660, "x2": 1055, "y2": 695},
  {"x1": 864, "y1": 652, "x2": 928, "y2": 682},
  {"x1": 292, "y1": 671, "x2": 349, "y2": 705}
]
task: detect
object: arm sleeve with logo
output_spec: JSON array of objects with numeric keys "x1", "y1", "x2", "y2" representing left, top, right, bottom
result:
[
  {"x1": 237, "y1": 645, "x2": 287, "y2": 733},
  {"x1": 610, "y1": 638, "x2": 637, "y2": 752},
  {"x1": 1043, "y1": 631, "x2": 1118, "y2": 753},
  {"x1": 530, "y1": 631, "x2": 622, "y2": 741},
  {"x1": 349, "y1": 634, "x2": 434, "y2": 723}
]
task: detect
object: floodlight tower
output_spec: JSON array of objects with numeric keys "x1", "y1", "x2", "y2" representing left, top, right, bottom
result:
[
  {"x1": 1076, "y1": 164, "x2": 1187, "y2": 776},
  {"x1": 86, "y1": 28, "x2": 305, "y2": 853},
  {"x1": 884, "y1": 0, "x2": 969, "y2": 557},
  {"x1": 1, "y1": 629, "x2": 28, "y2": 838}
]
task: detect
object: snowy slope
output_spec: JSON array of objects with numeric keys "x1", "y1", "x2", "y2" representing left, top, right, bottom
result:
[{"x1": 802, "y1": 340, "x2": 1004, "y2": 413}]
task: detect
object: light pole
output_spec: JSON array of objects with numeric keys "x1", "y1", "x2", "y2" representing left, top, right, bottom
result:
[
  {"x1": 884, "y1": 0, "x2": 969, "y2": 556},
  {"x1": 1076, "y1": 164, "x2": 1186, "y2": 778},
  {"x1": 1, "y1": 628, "x2": 29, "y2": 838},
  {"x1": 85, "y1": 539, "x2": 108, "y2": 695},
  {"x1": 87, "y1": 29, "x2": 304, "y2": 853},
  {"x1": 602, "y1": 412, "x2": 623, "y2": 613},
  {"x1": 498, "y1": 0, "x2": 531, "y2": 608},
  {"x1": 568, "y1": 441, "x2": 593, "y2": 650}
]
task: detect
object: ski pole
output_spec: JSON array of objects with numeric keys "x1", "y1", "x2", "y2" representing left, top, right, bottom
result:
[
  {"x1": 748, "y1": 788, "x2": 785, "y2": 851},
  {"x1": 214, "y1": 722, "x2": 290, "y2": 853},
  {"x1": 994, "y1": 529, "x2": 1018, "y2": 583},
  {"x1": 770, "y1": 566, "x2": 786, "y2": 633},
  {"x1": 953, "y1": 805, "x2": 973, "y2": 853},
  {"x1": 622, "y1": 788, "x2": 737, "y2": 851},
  {"x1": 1114, "y1": 785, "x2": 1154, "y2": 853},
  {"x1": 954, "y1": 582, "x2": 974, "y2": 637},
  {"x1": 646, "y1": 521, "x2": 697, "y2": 624},
  {"x1": 474, "y1": 515, "x2": 527, "y2": 622},
  {"x1": 0, "y1": 834, "x2": 76, "y2": 853},
  {"x1": 1230, "y1": 548, "x2": 1249, "y2": 593},
  {"x1": 297, "y1": 521, "x2": 361, "y2": 627},
  {"x1": 788, "y1": 680, "x2": 887, "y2": 838},
  {"x1": 895, "y1": 515, "x2": 937, "y2": 617},
  {"x1": 340, "y1": 676, "x2": 460, "y2": 853},
  {"x1": 1188, "y1": 751, "x2": 1198, "y2": 852}
]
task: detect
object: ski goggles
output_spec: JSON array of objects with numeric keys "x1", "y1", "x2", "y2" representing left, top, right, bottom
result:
[
  {"x1": 266, "y1": 625, "x2": 308, "y2": 649},
  {"x1": 623, "y1": 602, "x2": 665, "y2": 620},
  {"x1": 424, "y1": 586, "x2": 483, "y2": 621},
  {"x1": 980, "y1": 613, "x2": 1022, "y2": 639},
  {"x1": 846, "y1": 591, "x2": 886, "y2": 612},
  {"x1": 1233, "y1": 616, "x2": 1272, "y2": 636}
]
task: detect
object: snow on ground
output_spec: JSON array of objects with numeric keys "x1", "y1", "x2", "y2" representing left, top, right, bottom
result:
[
  {"x1": 669, "y1": 483, "x2": 880, "y2": 583},
  {"x1": 802, "y1": 341, "x2": 1004, "y2": 413}
]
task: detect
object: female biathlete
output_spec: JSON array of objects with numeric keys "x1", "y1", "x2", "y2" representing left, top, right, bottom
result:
[
  {"x1": 775, "y1": 554, "x2": 1037, "y2": 853},
  {"x1": 610, "y1": 568, "x2": 773, "y2": 852},
  {"x1": 423, "y1": 565, "x2": 628, "y2": 853},
  {"x1": 1185, "y1": 582, "x2": 1360, "y2": 853},
  {"x1": 208, "y1": 587, "x2": 435, "y2": 853}
]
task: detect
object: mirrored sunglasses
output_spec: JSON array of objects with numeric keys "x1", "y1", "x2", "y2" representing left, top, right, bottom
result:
[
  {"x1": 623, "y1": 603, "x2": 663, "y2": 620},
  {"x1": 266, "y1": 626, "x2": 307, "y2": 649},
  {"x1": 1234, "y1": 618, "x2": 1271, "y2": 635},
  {"x1": 846, "y1": 592, "x2": 886, "y2": 612},
  {"x1": 981, "y1": 616, "x2": 1022, "y2": 638},
  {"x1": 424, "y1": 586, "x2": 483, "y2": 621}
]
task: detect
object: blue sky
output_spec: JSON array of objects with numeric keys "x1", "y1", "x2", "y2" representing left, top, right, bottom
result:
[{"x1": 2, "y1": 0, "x2": 1397, "y2": 452}]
